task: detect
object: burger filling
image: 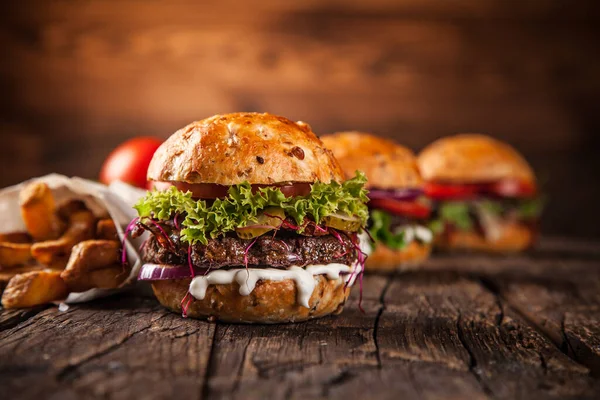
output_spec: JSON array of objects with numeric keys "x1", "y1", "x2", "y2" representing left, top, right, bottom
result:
[
  {"x1": 424, "y1": 180, "x2": 544, "y2": 241},
  {"x1": 142, "y1": 232, "x2": 357, "y2": 268},
  {"x1": 366, "y1": 189, "x2": 433, "y2": 251},
  {"x1": 130, "y1": 172, "x2": 370, "y2": 314}
]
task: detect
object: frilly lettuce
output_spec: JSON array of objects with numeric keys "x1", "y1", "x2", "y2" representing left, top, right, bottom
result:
[
  {"x1": 134, "y1": 172, "x2": 369, "y2": 244},
  {"x1": 368, "y1": 209, "x2": 408, "y2": 250}
]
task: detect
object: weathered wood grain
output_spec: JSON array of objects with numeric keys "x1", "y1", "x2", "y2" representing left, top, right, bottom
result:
[
  {"x1": 1, "y1": 237, "x2": 600, "y2": 399},
  {"x1": 378, "y1": 272, "x2": 598, "y2": 399},
  {"x1": 498, "y1": 279, "x2": 600, "y2": 378},
  {"x1": 421, "y1": 237, "x2": 600, "y2": 282},
  {"x1": 0, "y1": 296, "x2": 215, "y2": 399}
]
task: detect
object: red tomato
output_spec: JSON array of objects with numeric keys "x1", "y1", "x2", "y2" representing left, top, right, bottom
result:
[
  {"x1": 369, "y1": 198, "x2": 431, "y2": 219},
  {"x1": 423, "y1": 182, "x2": 479, "y2": 200},
  {"x1": 100, "y1": 137, "x2": 162, "y2": 188},
  {"x1": 424, "y1": 180, "x2": 537, "y2": 200},
  {"x1": 487, "y1": 179, "x2": 537, "y2": 198},
  {"x1": 149, "y1": 181, "x2": 313, "y2": 199}
]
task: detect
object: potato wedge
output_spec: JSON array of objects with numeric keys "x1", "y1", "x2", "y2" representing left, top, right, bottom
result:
[
  {"x1": 96, "y1": 219, "x2": 118, "y2": 240},
  {"x1": 56, "y1": 199, "x2": 88, "y2": 221},
  {"x1": 0, "y1": 242, "x2": 33, "y2": 268},
  {"x1": 0, "y1": 264, "x2": 47, "y2": 293},
  {"x1": 0, "y1": 232, "x2": 32, "y2": 243},
  {"x1": 61, "y1": 240, "x2": 126, "y2": 292},
  {"x1": 1, "y1": 270, "x2": 69, "y2": 308},
  {"x1": 19, "y1": 182, "x2": 64, "y2": 241},
  {"x1": 31, "y1": 210, "x2": 96, "y2": 269}
]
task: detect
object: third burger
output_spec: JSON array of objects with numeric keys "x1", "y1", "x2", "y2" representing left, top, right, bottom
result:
[{"x1": 417, "y1": 133, "x2": 543, "y2": 252}]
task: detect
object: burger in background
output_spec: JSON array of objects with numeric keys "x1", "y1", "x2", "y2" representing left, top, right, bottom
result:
[
  {"x1": 131, "y1": 113, "x2": 370, "y2": 323},
  {"x1": 321, "y1": 132, "x2": 432, "y2": 272},
  {"x1": 418, "y1": 134, "x2": 543, "y2": 252}
]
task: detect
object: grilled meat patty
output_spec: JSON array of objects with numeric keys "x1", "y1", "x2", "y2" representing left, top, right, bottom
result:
[{"x1": 142, "y1": 232, "x2": 358, "y2": 269}]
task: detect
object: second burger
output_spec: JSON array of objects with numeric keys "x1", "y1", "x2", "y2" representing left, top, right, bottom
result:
[{"x1": 322, "y1": 132, "x2": 433, "y2": 272}]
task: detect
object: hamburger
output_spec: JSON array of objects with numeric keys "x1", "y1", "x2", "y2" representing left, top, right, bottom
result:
[
  {"x1": 417, "y1": 134, "x2": 543, "y2": 252},
  {"x1": 131, "y1": 113, "x2": 370, "y2": 323},
  {"x1": 321, "y1": 132, "x2": 432, "y2": 271}
]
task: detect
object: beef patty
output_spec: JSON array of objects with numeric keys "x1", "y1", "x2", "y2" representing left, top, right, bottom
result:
[{"x1": 142, "y1": 232, "x2": 358, "y2": 269}]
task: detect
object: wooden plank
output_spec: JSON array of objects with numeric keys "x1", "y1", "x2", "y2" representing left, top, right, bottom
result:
[
  {"x1": 203, "y1": 276, "x2": 387, "y2": 399},
  {"x1": 498, "y1": 279, "x2": 600, "y2": 378},
  {"x1": 0, "y1": 296, "x2": 216, "y2": 399},
  {"x1": 378, "y1": 272, "x2": 599, "y2": 399},
  {"x1": 203, "y1": 275, "x2": 492, "y2": 400},
  {"x1": 420, "y1": 237, "x2": 600, "y2": 282},
  {"x1": 0, "y1": 305, "x2": 48, "y2": 332}
]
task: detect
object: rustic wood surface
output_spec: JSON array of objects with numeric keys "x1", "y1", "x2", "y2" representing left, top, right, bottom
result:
[{"x1": 1, "y1": 236, "x2": 599, "y2": 399}]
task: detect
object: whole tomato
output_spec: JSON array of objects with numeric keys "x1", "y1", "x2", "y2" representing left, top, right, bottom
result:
[{"x1": 99, "y1": 137, "x2": 162, "y2": 188}]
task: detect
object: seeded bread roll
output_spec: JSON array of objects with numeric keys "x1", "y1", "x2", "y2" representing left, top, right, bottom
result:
[
  {"x1": 148, "y1": 112, "x2": 344, "y2": 185},
  {"x1": 151, "y1": 275, "x2": 351, "y2": 323},
  {"x1": 321, "y1": 132, "x2": 422, "y2": 189},
  {"x1": 417, "y1": 134, "x2": 535, "y2": 184}
]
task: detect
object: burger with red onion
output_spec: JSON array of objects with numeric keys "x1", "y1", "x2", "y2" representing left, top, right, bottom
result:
[
  {"x1": 417, "y1": 134, "x2": 543, "y2": 252},
  {"x1": 321, "y1": 132, "x2": 432, "y2": 271},
  {"x1": 129, "y1": 113, "x2": 370, "y2": 323}
]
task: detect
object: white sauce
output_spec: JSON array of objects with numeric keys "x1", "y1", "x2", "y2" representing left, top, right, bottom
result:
[
  {"x1": 189, "y1": 262, "x2": 361, "y2": 308},
  {"x1": 358, "y1": 231, "x2": 373, "y2": 256},
  {"x1": 393, "y1": 225, "x2": 433, "y2": 244}
]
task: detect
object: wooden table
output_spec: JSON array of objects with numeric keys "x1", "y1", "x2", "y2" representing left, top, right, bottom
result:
[{"x1": 2, "y1": 237, "x2": 599, "y2": 399}]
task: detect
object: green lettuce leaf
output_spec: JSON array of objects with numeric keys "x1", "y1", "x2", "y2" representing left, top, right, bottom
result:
[
  {"x1": 516, "y1": 197, "x2": 545, "y2": 219},
  {"x1": 368, "y1": 209, "x2": 408, "y2": 250},
  {"x1": 438, "y1": 202, "x2": 473, "y2": 231},
  {"x1": 134, "y1": 171, "x2": 369, "y2": 244}
]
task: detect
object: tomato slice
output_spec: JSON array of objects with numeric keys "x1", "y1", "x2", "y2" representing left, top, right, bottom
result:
[
  {"x1": 423, "y1": 183, "x2": 479, "y2": 200},
  {"x1": 487, "y1": 179, "x2": 537, "y2": 198},
  {"x1": 369, "y1": 198, "x2": 431, "y2": 219},
  {"x1": 424, "y1": 180, "x2": 536, "y2": 200},
  {"x1": 149, "y1": 181, "x2": 312, "y2": 199}
]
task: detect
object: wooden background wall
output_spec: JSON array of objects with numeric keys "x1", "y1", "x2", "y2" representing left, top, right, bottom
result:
[{"x1": 1, "y1": 0, "x2": 599, "y2": 237}]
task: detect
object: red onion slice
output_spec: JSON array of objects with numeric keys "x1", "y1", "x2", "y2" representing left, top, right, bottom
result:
[
  {"x1": 368, "y1": 188, "x2": 423, "y2": 201},
  {"x1": 139, "y1": 263, "x2": 209, "y2": 281}
]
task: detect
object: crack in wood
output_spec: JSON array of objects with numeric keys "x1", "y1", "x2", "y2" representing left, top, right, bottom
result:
[
  {"x1": 232, "y1": 331, "x2": 251, "y2": 395},
  {"x1": 56, "y1": 323, "x2": 154, "y2": 382},
  {"x1": 456, "y1": 312, "x2": 496, "y2": 399},
  {"x1": 199, "y1": 321, "x2": 219, "y2": 400},
  {"x1": 407, "y1": 362, "x2": 425, "y2": 398},
  {"x1": 321, "y1": 368, "x2": 354, "y2": 397},
  {"x1": 485, "y1": 280, "x2": 598, "y2": 377},
  {"x1": 0, "y1": 306, "x2": 49, "y2": 332},
  {"x1": 373, "y1": 274, "x2": 394, "y2": 369}
]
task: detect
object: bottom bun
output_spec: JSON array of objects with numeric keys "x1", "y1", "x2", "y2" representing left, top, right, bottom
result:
[
  {"x1": 437, "y1": 221, "x2": 534, "y2": 253},
  {"x1": 151, "y1": 275, "x2": 351, "y2": 323},
  {"x1": 365, "y1": 241, "x2": 432, "y2": 272}
]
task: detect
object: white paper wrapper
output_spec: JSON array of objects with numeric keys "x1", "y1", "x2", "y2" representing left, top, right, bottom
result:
[{"x1": 0, "y1": 174, "x2": 148, "y2": 303}]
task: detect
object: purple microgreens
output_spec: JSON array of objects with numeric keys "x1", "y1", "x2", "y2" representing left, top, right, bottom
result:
[
  {"x1": 173, "y1": 213, "x2": 181, "y2": 230},
  {"x1": 277, "y1": 239, "x2": 290, "y2": 252},
  {"x1": 329, "y1": 228, "x2": 345, "y2": 246},
  {"x1": 244, "y1": 237, "x2": 259, "y2": 270},
  {"x1": 121, "y1": 217, "x2": 140, "y2": 266},
  {"x1": 187, "y1": 245, "x2": 194, "y2": 277},
  {"x1": 145, "y1": 219, "x2": 176, "y2": 250},
  {"x1": 344, "y1": 232, "x2": 367, "y2": 313},
  {"x1": 180, "y1": 291, "x2": 193, "y2": 318},
  {"x1": 361, "y1": 226, "x2": 376, "y2": 243}
]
